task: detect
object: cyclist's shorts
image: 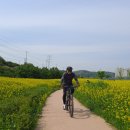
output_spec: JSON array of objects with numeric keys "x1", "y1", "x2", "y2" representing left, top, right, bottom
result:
[{"x1": 63, "y1": 86, "x2": 74, "y2": 94}]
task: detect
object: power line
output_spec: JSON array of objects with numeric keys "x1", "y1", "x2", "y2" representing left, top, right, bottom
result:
[
  {"x1": 28, "y1": 53, "x2": 46, "y2": 64},
  {"x1": 0, "y1": 36, "x2": 25, "y2": 63},
  {"x1": 0, "y1": 48, "x2": 24, "y2": 63},
  {"x1": 0, "y1": 35, "x2": 53, "y2": 67},
  {"x1": 0, "y1": 38, "x2": 25, "y2": 53},
  {"x1": 0, "y1": 37, "x2": 44, "y2": 63}
]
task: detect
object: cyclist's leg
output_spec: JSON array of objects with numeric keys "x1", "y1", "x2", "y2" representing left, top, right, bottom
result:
[{"x1": 63, "y1": 86, "x2": 68, "y2": 104}]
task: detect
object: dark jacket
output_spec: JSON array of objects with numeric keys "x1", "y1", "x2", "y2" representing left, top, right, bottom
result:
[{"x1": 61, "y1": 72, "x2": 78, "y2": 86}]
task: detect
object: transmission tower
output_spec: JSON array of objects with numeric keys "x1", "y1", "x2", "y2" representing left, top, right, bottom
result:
[
  {"x1": 24, "y1": 51, "x2": 28, "y2": 64},
  {"x1": 46, "y1": 55, "x2": 52, "y2": 69}
]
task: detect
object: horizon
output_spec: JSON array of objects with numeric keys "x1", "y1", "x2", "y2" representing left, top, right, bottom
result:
[
  {"x1": 0, "y1": 0, "x2": 130, "y2": 72},
  {"x1": 0, "y1": 56, "x2": 116, "y2": 73}
]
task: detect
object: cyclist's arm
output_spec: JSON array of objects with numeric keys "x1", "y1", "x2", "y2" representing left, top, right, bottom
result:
[{"x1": 74, "y1": 74, "x2": 80, "y2": 86}]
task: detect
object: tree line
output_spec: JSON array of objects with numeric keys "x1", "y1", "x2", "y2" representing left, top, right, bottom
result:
[{"x1": 0, "y1": 56, "x2": 63, "y2": 79}]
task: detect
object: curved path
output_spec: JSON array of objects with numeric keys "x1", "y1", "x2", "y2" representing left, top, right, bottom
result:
[{"x1": 36, "y1": 90, "x2": 116, "y2": 130}]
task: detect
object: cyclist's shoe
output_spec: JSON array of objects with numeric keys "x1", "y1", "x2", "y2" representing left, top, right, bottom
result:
[{"x1": 63, "y1": 104, "x2": 66, "y2": 110}]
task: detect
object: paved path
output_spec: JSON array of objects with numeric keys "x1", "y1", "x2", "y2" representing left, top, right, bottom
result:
[{"x1": 36, "y1": 90, "x2": 116, "y2": 130}]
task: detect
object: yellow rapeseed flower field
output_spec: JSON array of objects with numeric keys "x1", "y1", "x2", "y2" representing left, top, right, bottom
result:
[
  {"x1": 0, "y1": 77, "x2": 59, "y2": 130},
  {"x1": 0, "y1": 77, "x2": 130, "y2": 130},
  {"x1": 75, "y1": 79, "x2": 130, "y2": 130}
]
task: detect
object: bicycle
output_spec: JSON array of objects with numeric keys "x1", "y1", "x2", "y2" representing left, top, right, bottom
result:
[{"x1": 65, "y1": 86, "x2": 76, "y2": 117}]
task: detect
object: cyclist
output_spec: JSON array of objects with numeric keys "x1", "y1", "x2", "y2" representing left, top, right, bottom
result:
[{"x1": 61, "y1": 66, "x2": 80, "y2": 110}]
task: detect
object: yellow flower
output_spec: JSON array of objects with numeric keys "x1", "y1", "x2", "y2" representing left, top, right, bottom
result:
[{"x1": 128, "y1": 116, "x2": 130, "y2": 122}]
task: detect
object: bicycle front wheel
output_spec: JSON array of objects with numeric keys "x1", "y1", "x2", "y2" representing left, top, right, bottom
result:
[{"x1": 69, "y1": 95, "x2": 74, "y2": 117}]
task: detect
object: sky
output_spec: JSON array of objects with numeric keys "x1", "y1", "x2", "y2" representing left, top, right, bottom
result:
[{"x1": 0, "y1": 0, "x2": 130, "y2": 72}]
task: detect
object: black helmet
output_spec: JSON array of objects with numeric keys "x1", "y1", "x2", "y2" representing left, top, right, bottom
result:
[{"x1": 66, "y1": 66, "x2": 73, "y2": 72}]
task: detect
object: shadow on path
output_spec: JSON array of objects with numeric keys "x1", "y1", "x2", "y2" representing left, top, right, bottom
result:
[{"x1": 73, "y1": 108, "x2": 91, "y2": 119}]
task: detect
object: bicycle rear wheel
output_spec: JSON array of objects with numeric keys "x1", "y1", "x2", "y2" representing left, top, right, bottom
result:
[{"x1": 69, "y1": 95, "x2": 74, "y2": 117}]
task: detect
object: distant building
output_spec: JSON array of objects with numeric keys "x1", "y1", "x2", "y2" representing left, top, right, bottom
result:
[{"x1": 115, "y1": 68, "x2": 130, "y2": 78}]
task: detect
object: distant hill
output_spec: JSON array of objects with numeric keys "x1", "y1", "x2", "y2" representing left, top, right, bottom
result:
[
  {"x1": 74, "y1": 70, "x2": 115, "y2": 78},
  {"x1": 74, "y1": 70, "x2": 97, "y2": 78},
  {"x1": 0, "y1": 56, "x2": 62, "y2": 78},
  {"x1": 0, "y1": 56, "x2": 115, "y2": 79},
  {"x1": 0, "y1": 56, "x2": 19, "y2": 67}
]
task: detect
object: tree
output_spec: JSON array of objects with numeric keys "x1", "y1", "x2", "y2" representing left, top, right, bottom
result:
[
  {"x1": 0, "y1": 56, "x2": 63, "y2": 79},
  {"x1": 97, "y1": 71, "x2": 105, "y2": 79},
  {"x1": 6, "y1": 61, "x2": 19, "y2": 67},
  {"x1": 0, "y1": 56, "x2": 6, "y2": 66},
  {"x1": 41, "y1": 67, "x2": 50, "y2": 79},
  {"x1": 105, "y1": 74, "x2": 110, "y2": 79},
  {"x1": 49, "y1": 67, "x2": 62, "y2": 79},
  {"x1": 16, "y1": 63, "x2": 41, "y2": 78},
  {"x1": 0, "y1": 66, "x2": 16, "y2": 77}
]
